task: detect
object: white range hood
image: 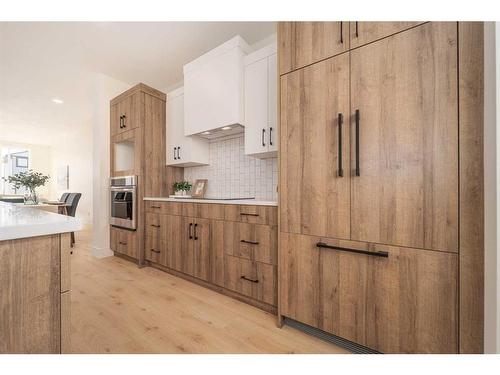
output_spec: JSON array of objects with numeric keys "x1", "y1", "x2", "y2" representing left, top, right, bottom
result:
[{"x1": 183, "y1": 35, "x2": 252, "y2": 138}]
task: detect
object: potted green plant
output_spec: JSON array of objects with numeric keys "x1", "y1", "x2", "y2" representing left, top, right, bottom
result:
[
  {"x1": 173, "y1": 181, "x2": 192, "y2": 196},
  {"x1": 7, "y1": 170, "x2": 50, "y2": 205}
]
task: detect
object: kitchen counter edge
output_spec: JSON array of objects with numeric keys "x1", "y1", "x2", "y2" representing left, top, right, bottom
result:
[{"x1": 143, "y1": 197, "x2": 278, "y2": 206}]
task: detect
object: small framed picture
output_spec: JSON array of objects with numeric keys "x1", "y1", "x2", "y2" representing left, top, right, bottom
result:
[{"x1": 192, "y1": 179, "x2": 208, "y2": 198}]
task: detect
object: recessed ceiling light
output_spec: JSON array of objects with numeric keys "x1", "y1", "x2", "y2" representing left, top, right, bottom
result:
[
  {"x1": 202, "y1": 131, "x2": 211, "y2": 135},
  {"x1": 222, "y1": 126, "x2": 232, "y2": 130},
  {"x1": 52, "y1": 99, "x2": 64, "y2": 104}
]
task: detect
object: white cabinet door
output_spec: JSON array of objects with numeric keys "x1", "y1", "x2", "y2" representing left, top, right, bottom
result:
[
  {"x1": 166, "y1": 88, "x2": 209, "y2": 167},
  {"x1": 244, "y1": 49, "x2": 278, "y2": 158},
  {"x1": 244, "y1": 57, "x2": 268, "y2": 155},
  {"x1": 267, "y1": 53, "x2": 278, "y2": 153}
]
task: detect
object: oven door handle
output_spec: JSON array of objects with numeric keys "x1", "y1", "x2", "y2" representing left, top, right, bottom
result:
[{"x1": 111, "y1": 187, "x2": 136, "y2": 192}]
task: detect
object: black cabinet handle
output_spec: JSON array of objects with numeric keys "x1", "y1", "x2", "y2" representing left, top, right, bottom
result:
[
  {"x1": 150, "y1": 249, "x2": 160, "y2": 254},
  {"x1": 119, "y1": 241, "x2": 127, "y2": 245},
  {"x1": 262, "y1": 128, "x2": 266, "y2": 147},
  {"x1": 194, "y1": 223, "x2": 198, "y2": 240},
  {"x1": 240, "y1": 212, "x2": 259, "y2": 217},
  {"x1": 241, "y1": 276, "x2": 259, "y2": 283},
  {"x1": 340, "y1": 21, "x2": 343, "y2": 44},
  {"x1": 240, "y1": 239, "x2": 259, "y2": 245},
  {"x1": 122, "y1": 114, "x2": 126, "y2": 128},
  {"x1": 178, "y1": 146, "x2": 181, "y2": 160},
  {"x1": 189, "y1": 223, "x2": 193, "y2": 239},
  {"x1": 355, "y1": 21, "x2": 359, "y2": 38},
  {"x1": 316, "y1": 242, "x2": 388, "y2": 258},
  {"x1": 355, "y1": 109, "x2": 360, "y2": 176},
  {"x1": 119, "y1": 115, "x2": 124, "y2": 128},
  {"x1": 150, "y1": 224, "x2": 160, "y2": 228},
  {"x1": 151, "y1": 205, "x2": 161, "y2": 209},
  {"x1": 269, "y1": 127, "x2": 273, "y2": 146},
  {"x1": 338, "y1": 113, "x2": 343, "y2": 177},
  {"x1": 174, "y1": 147, "x2": 177, "y2": 160}
]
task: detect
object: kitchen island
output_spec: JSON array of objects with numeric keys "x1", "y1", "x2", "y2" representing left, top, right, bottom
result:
[{"x1": 0, "y1": 202, "x2": 82, "y2": 353}]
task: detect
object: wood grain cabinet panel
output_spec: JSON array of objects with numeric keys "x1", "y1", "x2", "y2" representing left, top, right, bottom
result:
[
  {"x1": 144, "y1": 213, "x2": 166, "y2": 265},
  {"x1": 350, "y1": 22, "x2": 458, "y2": 252},
  {"x1": 0, "y1": 235, "x2": 61, "y2": 353},
  {"x1": 110, "y1": 92, "x2": 141, "y2": 137},
  {"x1": 279, "y1": 232, "x2": 458, "y2": 353},
  {"x1": 280, "y1": 53, "x2": 350, "y2": 239},
  {"x1": 224, "y1": 205, "x2": 278, "y2": 225},
  {"x1": 60, "y1": 233, "x2": 71, "y2": 293},
  {"x1": 223, "y1": 222, "x2": 278, "y2": 265},
  {"x1": 110, "y1": 227, "x2": 138, "y2": 259},
  {"x1": 279, "y1": 22, "x2": 349, "y2": 75},
  {"x1": 350, "y1": 22, "x2": 425, "y2": 48},
  {"x1": 178, "y1": 217, "x2": 211, "y2": 282},
  {"x1": 225, "y1": 255, "x2": 276, "y2": 305},
  {"x1": 60, "y1": 291, "x2": 71, "y2": 354}
]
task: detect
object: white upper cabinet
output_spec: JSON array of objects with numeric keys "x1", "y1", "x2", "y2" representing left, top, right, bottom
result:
[
  {"x1": 166, "y1": 87, "x2": 209, "y2": 167},
  {"x1": 244, "y1": 43, "x2": 278, "y2": 158},
  {"x1": 183, "y1": 36, "x2": 252, "y2": 136}
]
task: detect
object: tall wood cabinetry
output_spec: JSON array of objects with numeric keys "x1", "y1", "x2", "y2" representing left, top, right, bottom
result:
[
  {"x1": 278, "y1": 22, "x2": 484, "y2": 353},
  {"x1": 110, "y1": 83, "x2": 183, "y2": 264}
]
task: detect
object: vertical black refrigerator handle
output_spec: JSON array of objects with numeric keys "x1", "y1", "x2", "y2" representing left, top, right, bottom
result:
[
  {"x1": 338, "y1": 113, "x2": 343, "y2": 177},
  {"x1": 355, "y1": 109, "x2": 360, "y2": 176},
  {"x1": 340, "y1": 22, "x2": 343, "y2": 44}
]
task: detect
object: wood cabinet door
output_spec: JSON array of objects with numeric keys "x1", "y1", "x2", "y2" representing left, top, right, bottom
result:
[
  {"x1": 350, "y1": 22, "x2": 458, "y2": 252},
  {"x1": 280, "y1": 53, "x2": 350, "y2": 239},
  {"x1": 278, "y1": 22, "x2": 349, "y2": 75},
  {"x1": 192, "y1": 218, "x2": 211, "y2": 282},
  {"x1": 350, "y1": 22, "x2": 424, "y2": 49},
  {"x1": 111, "y1": 92, "x2": 141, "y2": 137},
  {"x1": 279, "y1": 233, "x2": 458, "y2": 353}
]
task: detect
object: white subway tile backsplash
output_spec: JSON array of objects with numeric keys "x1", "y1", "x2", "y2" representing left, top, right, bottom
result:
[{"x1": 183, "y1": 135, "x2": 277, "y2": 201}]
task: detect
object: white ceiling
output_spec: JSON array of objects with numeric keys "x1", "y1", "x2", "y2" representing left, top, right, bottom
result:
[{"x1": 0, "y1": 22, "x2": 276, "y2": 144}]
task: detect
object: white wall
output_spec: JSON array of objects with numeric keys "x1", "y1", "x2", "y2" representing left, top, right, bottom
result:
[
  {"x1": 49, "y1": 119, "x2": 93, "y2": 224},
  {"x1": 91, "y1": 73, "x2": 130, "y2": 258},
  {"x1": 484, "y1": 21, "x2": 500, "y2": 354}
]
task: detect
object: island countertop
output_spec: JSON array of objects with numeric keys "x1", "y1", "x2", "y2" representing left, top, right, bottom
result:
[{"x1": 0, "y1": 201, "x2": 83, "y2": 241}]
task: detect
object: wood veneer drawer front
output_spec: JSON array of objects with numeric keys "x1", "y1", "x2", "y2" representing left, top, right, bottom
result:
[
  {"x1": 224, "y1": 205, "x2": 278, "y2": 225},
  {"x1": 224, "y1": 255, "x2": 276, "y2": 306},
  {"x1": 144, "y1": 233, "x2": 162, "y2": 264},
  {"x1": 182, "y1": 203, "x2": 225, "y2": 220},
  {"x1": 145, "y1": 201, "x2": 182, "y2": 215},
  {"x1": 224, "y1": 222, "x2": 278, "y2": 265},
  {"x1": 110, "y1": 227, "x2": 138, "y2": 259},
  {"x1": 279, "y1": 232, "x2": 458, "y2": 353}
]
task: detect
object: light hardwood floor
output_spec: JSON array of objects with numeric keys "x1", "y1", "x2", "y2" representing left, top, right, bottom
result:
[{"x1": 70, "y1": 229, "x2": 348, "y2": 353}]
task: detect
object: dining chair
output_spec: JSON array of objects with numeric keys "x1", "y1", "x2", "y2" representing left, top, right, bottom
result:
[
  {"x1": 59, "y1": 192, "x2": 70, "y2": 203},
  {"x1": 65, "y1": 193, "x2": 82, "y2": 247}
]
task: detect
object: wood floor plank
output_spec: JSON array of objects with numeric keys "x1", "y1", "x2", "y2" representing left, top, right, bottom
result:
[{"x1": 70, "y1": 229, "x2": 348, "y2": 353}]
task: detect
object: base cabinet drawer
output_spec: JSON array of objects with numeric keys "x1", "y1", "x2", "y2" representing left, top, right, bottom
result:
[
  {"x1": 224, "y1": 255, "x2": 276, "y2": 306},
  {"x1": 224, "y1": 222, "x2": 277, "y2": 265},
  {"x1": 110, "y1": 227, "x2": 138, "y2": 259},
  {"x1": 279, "y1": 232, "x2": 458, "y2": 353},
  {"x1": 224, "y1": 205, "x2": 278, "y2": 225}
]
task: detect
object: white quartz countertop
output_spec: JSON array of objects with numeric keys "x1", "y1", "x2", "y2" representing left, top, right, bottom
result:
[
  {"x1": 0, "y1": 202, "x2": 83, "y2": 241},
  {"x1": 144, "y1": 197, "x2": 278, "y2": 206}
]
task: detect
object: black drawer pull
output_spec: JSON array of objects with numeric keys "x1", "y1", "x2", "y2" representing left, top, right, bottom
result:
[
  {"x1": 119, "y1": 241, "x2": 127, "y2": 245},
  {"x1": 240, "y1": 212, "x2": 259, "y2": 217},
  {"x1": 150, "y1": 224, "x2": 161, "y2": 228},
  {"x1": 150, "y1": 249, "x2": 160, "y2": 254},
  {"x1": 240, "y1": 240, "x2": 259, "y2": 245},
  {"x1": 151, "y1": 205, "x2": 161, "y2": 209},
  {"x1": 316, "y1": 242, "x2": 388, "y2": 258},
  {"x1": 241, "y1": 276, "x2": 259, "y2": 283},
  {"x1": 340, "y1": 21, "x2": 343, "y2": 44}
]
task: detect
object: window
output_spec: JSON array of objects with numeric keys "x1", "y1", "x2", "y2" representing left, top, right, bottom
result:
[{"x1": 1, "y1": 148, "x2": 30, "y2": 195}]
